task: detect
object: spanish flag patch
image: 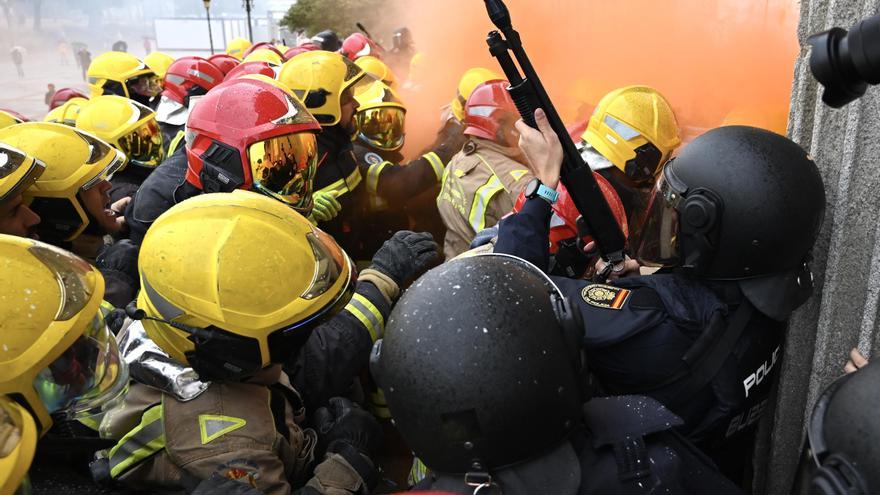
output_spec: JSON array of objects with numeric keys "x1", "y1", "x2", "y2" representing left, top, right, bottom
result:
[{"x1": 581, "y1": 284, "x2": 631, "y2": 310}]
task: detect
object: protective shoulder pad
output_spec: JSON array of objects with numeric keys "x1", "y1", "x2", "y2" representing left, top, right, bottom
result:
[{"x1": 583, "y1": 395, "x2": 684, "y2": 448}]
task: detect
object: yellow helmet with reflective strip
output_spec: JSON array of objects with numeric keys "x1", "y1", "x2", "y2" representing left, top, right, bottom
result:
[
  {"x1": 86, "y1": 51, "x2": 154, "y2": 99},
  {"x1": 0, "y1": 234, "x2": 128, "y2": 435},
  {"x1": 137, "y1": 190, "x2": 354, "y2": 380},
  {"x1": 582, "y1": 85, "x2": 681, "y2": 183},
  {"x1": 226, "y1": 37, "x2": 253, "y2": 60},
  {"x1": 0, "y1": 122, "x2": 125, "y2": 241},
  {"x1": 355, "y1": 56, "x2": 398, "y2": 90},
  {"x1": 76, "y1": 95, "x2": 165, "y2": 168},
  {"x1": 355, "y1": 78, "x2": 407, "y2": 151},
  {"x1": 0, "y1": 144, "x2": 44, "y2": 204},
  {"x1": 452, "y1": 67, "x2": 503, "y2": 123},
  {"x1": 243, "y1": 48, "x2": 283, "y2": 65},
  {"x1": 0, "y1": 396, "x2": 37, "y2": 495},
  {"x1": 44, "y1": 97, "x2": 88, "y2": 126},
  {"x1": 143, "y1": 51, "x2": 175, "y2": 79},
  {"x1": 278, "y1": 51, "x2": 367, "y2": 127}
]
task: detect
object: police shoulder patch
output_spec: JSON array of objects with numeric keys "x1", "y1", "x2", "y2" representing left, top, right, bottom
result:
[
  {"x1": 581, "y1": 284, "x2": 631, "y2": 310},
  {"x1": 364, "y1": 152, "x2": 383, "y2": 165}
]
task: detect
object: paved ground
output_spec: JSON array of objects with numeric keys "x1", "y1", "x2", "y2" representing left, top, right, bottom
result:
[{"x1": 0, "y1": 47, "x2": 91, "y2": 121}]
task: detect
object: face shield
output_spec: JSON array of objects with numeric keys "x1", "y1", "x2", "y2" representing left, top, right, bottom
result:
[
  {"x1": 127, "y1": 73, "x2": 163, "y2": 98},
  {"x1": 356, "y1": 107, "x2": 406, "y2": 151},
  {"x1": 117, "y1": 118, "x2": 164, "y2": 168},
  {"x1": 33, "y1": 308, "x2": 129, "y2": 422},
  {"x1": 247, "y1": 132, "x2": 318, "y2": 214},
  {"x1": 635, "y1": 170, "x2": 682, "y2": 267}
]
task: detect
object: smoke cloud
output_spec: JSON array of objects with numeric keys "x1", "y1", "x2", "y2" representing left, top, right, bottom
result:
[{"x1": 394, "y1": 0, "x2": 799, "y2": 158}]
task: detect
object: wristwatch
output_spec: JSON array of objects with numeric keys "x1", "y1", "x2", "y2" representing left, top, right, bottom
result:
[{"x1": 524, "y1": 178, "x2": 559, "y2": 204}]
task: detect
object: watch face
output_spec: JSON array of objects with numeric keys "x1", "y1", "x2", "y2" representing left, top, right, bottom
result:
[{"x1": 525, "y1": 178, "x2": 539, "y2": 198}]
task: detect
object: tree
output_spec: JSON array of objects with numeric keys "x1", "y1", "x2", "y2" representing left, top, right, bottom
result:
[{"x1": 281, "y1": 0, "x2": 390, "y2": 39}]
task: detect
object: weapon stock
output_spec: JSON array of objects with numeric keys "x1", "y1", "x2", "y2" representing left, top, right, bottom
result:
[{"x1": 483, "y1": 0, "x2": 627, "y2": 272}]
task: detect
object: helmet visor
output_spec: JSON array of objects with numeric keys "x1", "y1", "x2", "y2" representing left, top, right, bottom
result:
[
  {"x1": 248, "y1": 132, "x2": 318, "y2": 214},
  {"x1": 635, "y1": 173, "x2": 681, "y2": 267},
  {"x1": 118, "y1": 119, "x2": 164, "y2": 168},
  {"x1": 128, "y1": 74, "x2": 163, "y2": 98},
  {"x1": 33, "y1": 310, "x2": 129, "y2": 420},
  {"x1": 357, "y1": 107, "x2": 405, "y2": 151}
]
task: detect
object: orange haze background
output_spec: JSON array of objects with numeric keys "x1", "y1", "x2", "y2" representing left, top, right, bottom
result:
[{"x1": 393, "y1": 0, "x2": 800, "y2": 158}]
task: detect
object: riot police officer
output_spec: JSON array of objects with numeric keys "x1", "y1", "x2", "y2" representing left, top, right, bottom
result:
[
  {"x1": 495, "y1": 110, "x2": 826, "y2": 483},
  {"x1": 371, "y1": 253, "x2": 743, "y2": 494}
]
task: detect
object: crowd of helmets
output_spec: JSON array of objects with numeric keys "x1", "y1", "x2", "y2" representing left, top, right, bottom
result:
[{"x1": 0, "y1": 26, "x2": 873, "y2": 495}]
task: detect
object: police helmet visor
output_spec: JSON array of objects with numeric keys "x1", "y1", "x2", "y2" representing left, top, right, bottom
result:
[
  {"x1": 247, "y1": 132, "x2": 318, "y2": 214},
  {"x1": 33, "y1": 310, "x2": 129, "y2": 420},
  {"x1": 635, "y1": 171, "x2": 681, "y2": 267},
  {"x1": 356, "y1": 107, "x2": 406, "y2": 151},
  {"x1": 127, "y1": 73, "x2": 163, "y2": 98},
  {"x1": 117, "y1": 118, "x2": 164, "y2": 168}
]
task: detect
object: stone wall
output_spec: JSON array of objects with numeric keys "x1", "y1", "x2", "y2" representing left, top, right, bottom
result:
[{"x1": 756, "y1": 0, "x2": 880, "y2": 492}]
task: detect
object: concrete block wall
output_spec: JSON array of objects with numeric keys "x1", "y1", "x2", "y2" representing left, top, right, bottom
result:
[{"x1": 756, "y1": 0, "x2": 880, "y2": 492}]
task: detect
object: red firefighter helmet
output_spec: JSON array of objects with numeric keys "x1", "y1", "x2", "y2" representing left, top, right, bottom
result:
[
  {"x1": 49, "y1": 88, "x2": 88, "y2": 110},
  {"x1": 242, "y1": 42, "x2": 284, "y2": 60},
  {"x1": 341, "y1": 33, "x2": 382, "y2": 60},
  {"x1": 207, "y1": 54, "x2": 240, "y2": 75},
  {"x1": 162, "y1": 56, "x2": 224, "y2": 107},
  {"x1": 284, "y1": 46, "x2": 313, "y2": 60},
  {"x1": 223, "y1": 60, "x2": 279, "y2": 82},
  {"x1": 463, "y1": 80, "x2": 517, "y2": 143},
  {"x1": 513, "y1": 174, "x2": 629, "y2": 277},
  {"x1": 0, "y1": 108, "x2": 29, "y2": 124},
  {"x1": 184, "y1": 75, "x2": 322, "y2": 214}
]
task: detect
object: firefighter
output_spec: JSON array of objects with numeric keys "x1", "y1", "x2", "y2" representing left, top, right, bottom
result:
[
  {"x1": 155, "y1": 56, "x2": 225, "y2": 155},
  {"x1": 0, "y1": 143, "x2": 43, "y2": 237},
  {"x1": 101, "y1": 191, "x2": 436, "y2": 494},
  {"x1": 47, "y1": 87, "x2": 88, "y2": 110},
  {"x1": 208, "y1": 53, "x2": 241, "y2": 76},
  {"x1": 75, "y1": 95, "x2": 165, "y2": 202},
  {"x1": 495, "y1": 112, "x2": 826, "y2": 483},
  {"x1": 0, "y1": 122, "x2": 141, "y2": 307},
  {"x1": 355, "y1": 56, "x2": 398, "y2": 89},
  {"x1": 577, "y1": 85, "x2": 681, "y2": 238},
  {"x1": 143, "y1": 51, "x2": 175, "y2": 80},
  {"x1": 350, "y1": 77, "x2": 451, "y2": 259},
  {"x1": 43, "y1": 97, "x2": 88, "y2": 126},
  {"x1": 0, "y1": 234, "x2": 130, "y2": 493},
  {"x1": 86, "y1": 51, "x2": 162, "y2": 108},
  {"x1": 226, "y1": 37, "x2": 253, "y2": 61},
  {"x1": 277, "y1": 51, "x2": 375, "y2": 258},
  {"x1": 124, "y1": 75, "x2": 320, "y2": 246},
  {"x1": 437, "y1": 80, "x2": 532, "y2": 259}
]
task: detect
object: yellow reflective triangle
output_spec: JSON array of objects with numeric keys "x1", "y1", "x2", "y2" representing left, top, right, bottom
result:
[
  {"x1": 510, "y1": 169, "x2": 529, "y2": 181},
  {"x1": 198, "y1": 414, "x2": 247, "y2": 445}
]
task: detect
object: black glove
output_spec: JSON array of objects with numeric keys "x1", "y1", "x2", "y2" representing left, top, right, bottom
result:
[
  {"x1": 96, "y1": 239, "x2": 140, "y2": 283},
  {"x1": 313, "y1": 397, "x2": 383, "y2": 491},
  {"x1": 313, "y1": 397, "x2": 383, "y2": 459},
  {"x1": 370, "y1": 231, "x2": 439, "y2": 286},
  {"x1": 105, "y1": 308, "x2": 128, "y2": 334}
]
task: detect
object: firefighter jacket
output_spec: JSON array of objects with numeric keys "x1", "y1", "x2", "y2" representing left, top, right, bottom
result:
[{"x1": 436, "y1": 137, "x2": 532, "y2": 259}]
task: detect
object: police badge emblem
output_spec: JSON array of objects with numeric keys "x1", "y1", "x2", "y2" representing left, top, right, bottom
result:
[{"x1": 581, "y1": 284, "x2": 631, "y2": 310}]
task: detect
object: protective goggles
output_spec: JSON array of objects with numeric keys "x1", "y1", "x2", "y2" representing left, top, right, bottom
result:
[
  {"x1": 357, "y1": 107, "x2": 406, "y2": 151},
  {"x1": 117, "y1": 118, "x2": 164, "y2": 168},
  {"x1": 33, "y1": 310, "x2": 129, "y2": 421},
  {"x1": 127, "y1": 73, "x2": 163, "y2": 98},
  {"x1": 248, "y1": 132, "x2": 318, "y2": 214},
  {"x1": 635, "y1": 169, "x2": 683, "y2": 267},
  {"x1": 0, "y1": 145, "x2": 45, "y2": 203}
]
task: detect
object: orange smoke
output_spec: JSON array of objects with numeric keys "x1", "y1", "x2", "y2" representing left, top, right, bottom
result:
[{"x1": 394, "y1": 0, "x2": 799, "y2": 158}]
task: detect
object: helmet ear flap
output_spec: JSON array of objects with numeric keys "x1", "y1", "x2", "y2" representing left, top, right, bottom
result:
[
  {"x1": 810, "y1": 454, "x2": 868, "y2": 495},
  {"x1": 678, "y1": 188, "x2": 723, "y2": 274},
  {"x1": 197, "y1": 140, "x2": 245, "y2": 193}
]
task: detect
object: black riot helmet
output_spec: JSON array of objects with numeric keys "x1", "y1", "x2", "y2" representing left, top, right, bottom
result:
[
  {"x1": 636, "y1": 125, "x2": 825, "y2": 320},
  {"x1": 804, "y1": 361, "x2": 880, "y2": 494},
  {"x1": 311, "y1": 30, "x2": 342, "y2": 52},
  {"x1": 370, "y1": 253, "x2": 584, "y2": 476}
]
